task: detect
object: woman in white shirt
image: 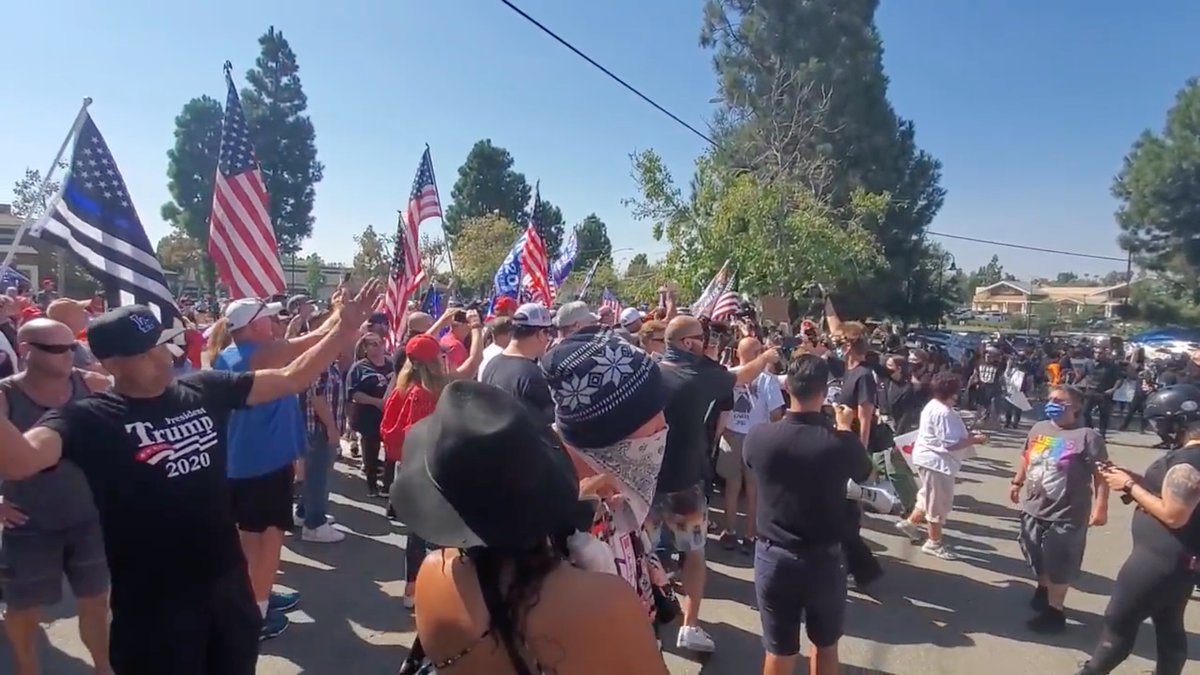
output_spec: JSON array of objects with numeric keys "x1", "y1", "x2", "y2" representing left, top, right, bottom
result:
[{"x1": 895, "y1": 371, "x2": 988, "y2": 559}]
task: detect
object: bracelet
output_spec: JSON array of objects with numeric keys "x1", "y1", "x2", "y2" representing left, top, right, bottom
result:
[
  {"x1": 1011, "y1": 481, "x2": 1024, "y2": 487},
  {"x1": 1121, "y1": 479, "x2": 1135, "y2": 493}
]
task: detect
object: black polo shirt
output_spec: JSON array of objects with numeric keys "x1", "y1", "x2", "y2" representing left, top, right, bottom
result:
[
  {"x1": 743, "y1": 411, "x2": 873, "y2": 549},
  {"x1": 657, "y1": 349, "x2": 735, "y2": 494}
]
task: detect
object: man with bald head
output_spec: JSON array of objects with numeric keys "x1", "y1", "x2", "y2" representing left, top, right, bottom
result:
[
  {"x1": 654, "y1": 315, "x2": 779, "y2": 653},
  {"x1": 45, "y1": 298, "x2": 101, "y2": 372},
  {"x1": 717, "y1": 337, "x2": 785, "y2": 553},
  {"x1": 1, "y1": 318, "x2": 111, "y2": 675}
]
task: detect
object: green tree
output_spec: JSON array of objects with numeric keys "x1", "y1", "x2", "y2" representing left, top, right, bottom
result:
[
  {"x1": 960, "y1": 254, "x2": 1007, "y2": 299},
  {"x1": 155, "y1": 231, "x2": 205, "y2": 290},
  {"x1": 443, "y1": 140, "x2": 531, "y2": 241},
  {"x1": 700, "y1": 0, "x2": 944, "y2": 319},
  {"x1": 624, "y1": 253, "x2": 650, "y2": 278},
  {"x1": 572, "y1": 213, "x2": 612, "y2": 277},
  {"x1": 10, "y1": 165, "x2": 94, "y2": 292},
  {"x1": 161, "y1": 95, "x2": 223, "y2": 293},
  {"x1": 451, "y1": 214, "x2": 521, "y2": 295},
  {"x1": 304, "y1": 253, "x2": 325, "y2": 297},
  {"x1": 351, "y1": 225, "x2": 392, "y2": 280},
  {"x1": 1054, "y1": 271, "x2": 1082, "y2": 285},
  {"x1": 1113, "y1": 79, "x2": 1200, "y2": 295},
  {"x1": 628, "y1": 149, "x2": 884, "y2": 303},
  {"x1": 241, "y1": 26, "x2": 324, "y2": 255}
]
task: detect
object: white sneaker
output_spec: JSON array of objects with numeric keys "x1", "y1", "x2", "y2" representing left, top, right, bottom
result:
[
  {"x1": 676, "y1": 625, "x2": 716, "y2": 653},
  {"x1": 293, "y1": 513, "x2": 336, "y2": 528},
  {"x1": 302, "y1": 523, "x2": 345, "y2": 543},
  {"x1": 921, "y1": 540, "x2": 957, "y2": 560},
  {"x1": 894, "y1": 519, "x2": 922, "y2": 542}
]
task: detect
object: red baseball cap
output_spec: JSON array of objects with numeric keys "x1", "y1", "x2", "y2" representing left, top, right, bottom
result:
[
  {"x1": 494, "y1": 296, "x2": 518, "y2": 315},
  {"x1": 405, "y1": 334, "x2": 441, "y2": 363}
]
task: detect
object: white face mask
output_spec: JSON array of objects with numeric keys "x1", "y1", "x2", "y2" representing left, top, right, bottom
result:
[{"x1": 573, "y1": 425, "x2": 669, "y2": 531}]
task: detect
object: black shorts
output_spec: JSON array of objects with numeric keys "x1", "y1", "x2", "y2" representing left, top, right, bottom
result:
[
  {"x1": 110, "y1": 567, "x2": 261, "y2": 675},
  {"x1": 754, "y1": 539, "x2": 847, "y2": 654},
  {"x1": 229, "y1": 464, "x2": 295, "y2": 533}
]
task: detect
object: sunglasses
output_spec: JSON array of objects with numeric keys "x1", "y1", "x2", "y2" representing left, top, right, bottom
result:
[{"x1": 28, "y1": 342, "x2": 74, "y2": 354}]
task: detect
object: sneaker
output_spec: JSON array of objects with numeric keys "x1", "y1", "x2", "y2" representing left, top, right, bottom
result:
[
  {"x1": 268, "y1": 589, "x2": 300, "y2": 613},
  {"x1": 739, "y1": 537, "x2": 755, "y2": 555},
  {"x1": 894, "y1": 519, "x2": 922, "y2": 542},
  {"x1": 921, "y1": 540, "x2": 958, "y2": 560},
  {"x1": 676, "y1": 625, "x2": 716, "y2": 653},
  {"x1": 260, "y1": 610, "x2": 289, "y2": 641},
  {"x1": 402, "y1": 595, "x2": 416, "y2": 610},
  {"x1": 366, "y1": 486, "x2": 380, "y2": 499},
  {"x1": 719, "y1": 531, "x2": 738, "y2": 551},
  {"x1": 386, "y1": 505, "x2": 397, "y2": 520},
  {"x1": 293, "y1": 512, "x2": 336, "y2": 528},
  {"x1": 1026, "y1": 607, "x2": 1066, "y2": 634},
  {"x1": 302, "y1": 523, "x2": 345, "y2": 543},
  {"x1": 1030, "y1": 585, "x2": 1049, "y2": 612}
]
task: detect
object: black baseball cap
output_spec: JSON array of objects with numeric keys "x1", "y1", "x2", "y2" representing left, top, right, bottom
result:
[
  {"x1": 390, "y1": 380, "x2": 583, "y2": 549},
  {"x1": 87, "y1": 305, "x2": 185, "y2": 360}
]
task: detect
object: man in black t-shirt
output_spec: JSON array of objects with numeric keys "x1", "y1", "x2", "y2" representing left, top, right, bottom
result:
[
  {"x1": 0, "y1": 281, "x2": 377, "y2": 675},
  {"x1": 1080, "y1": 347, "x2": 1122, "y2": 436},
  {"x1": 480, "y1": 303, "x2": 555, "y2": 425}
]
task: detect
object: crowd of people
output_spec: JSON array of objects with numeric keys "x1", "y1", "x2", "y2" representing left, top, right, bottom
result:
[{"x1": 0, "y1": 280, "x2": 1196, "y2": 675}]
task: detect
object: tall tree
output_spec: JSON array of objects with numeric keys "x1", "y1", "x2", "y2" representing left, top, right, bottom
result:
[
  {"x1": 161, "y1": 95, "x2": 223, "y2": 293},
  {"x1": 304, "y1": 253, "x2": 325, "y2": 297},
  {"x1": 700, "y1": 0, "x2": 944, "y2": 319},
  {"x1": 351, "y1": 225, "x2": 392, "y2": 281},
  {"x1": 10, "y1": 165, "x2": 94, "y2": 292},
  {"x1": 155, "y1": 231, "x2": 205, "y2": 290},
  {"x1": 451, "y1": 214, "x2": 521, "y2": 295},
  {"x1": 241, "y1": 25, "x2": 324, "y2": 255},
  {"x1": 443, "y1": 140, "x2": 531, "y2": 241},
  {"x1": 572, "y1": 213, "x2": 612, "y2": 276},
  {"x1": 1113, "y1": 78, "x2": 1200, "y2": 296}
]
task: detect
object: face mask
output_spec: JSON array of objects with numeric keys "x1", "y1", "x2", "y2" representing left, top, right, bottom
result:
[
  {"x1": 1044, "y1": 401, "x2": 1068, "y2": 420},
  {"x1": 572, "y1": 426, "x2": 669, "y2": 530}
]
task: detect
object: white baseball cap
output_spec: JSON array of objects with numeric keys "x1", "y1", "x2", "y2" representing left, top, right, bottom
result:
[
  {"x1": 619, "y1": 307, "x2": 643, "y2": 327},
  {"x1": 224, "y1": 298, "x2": 283, "y2": 331}
]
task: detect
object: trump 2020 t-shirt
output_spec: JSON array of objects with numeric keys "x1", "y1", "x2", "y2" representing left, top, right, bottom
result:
[{"x1": 36, "y1": 370, "x2": 255, "y2": 608}]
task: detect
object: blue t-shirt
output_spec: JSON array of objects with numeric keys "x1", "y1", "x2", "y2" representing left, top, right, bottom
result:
[{"x1": 213, "y1": 342, "x2": 305, "y2": 478}]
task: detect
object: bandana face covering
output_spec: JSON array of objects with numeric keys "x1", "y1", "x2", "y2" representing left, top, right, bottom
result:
[{"x1": 575, "y1": 425, "x2": 669, "y2": 532}]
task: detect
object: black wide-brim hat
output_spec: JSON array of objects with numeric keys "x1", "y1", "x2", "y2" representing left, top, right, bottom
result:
[{"x1": 391, "y1": 380, "x2": 582, "y2": 550}]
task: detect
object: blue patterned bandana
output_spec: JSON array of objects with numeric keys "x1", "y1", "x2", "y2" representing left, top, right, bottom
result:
[{"x1": 541, "y1": 330, "x2": 666, "y2": 449}]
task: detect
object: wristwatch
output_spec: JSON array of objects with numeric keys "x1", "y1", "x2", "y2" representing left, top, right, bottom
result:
[{"x1": 1121, "y1": 479, "x2": 1135, "y2": 493}]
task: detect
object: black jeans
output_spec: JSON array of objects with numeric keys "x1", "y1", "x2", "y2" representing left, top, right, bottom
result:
[
  {"x1": 1119, "y1": 392, "x2": 1149, "y2": 432},
  {"x1": 1079, "y1": 548, "x2": 1192, "y2": 674},
  {"x1": 358, "y1": 427, "x2": 395, "y2": 494},
  {"x1": 405, "y1": 534, "x2": 429, "y2": 584},
  {"x1": 842, "y1": 504, "x2": 883, "y2": 584},
  {"x1": 1082, "y1": 391, "x2": 1112, "y2": 435}
]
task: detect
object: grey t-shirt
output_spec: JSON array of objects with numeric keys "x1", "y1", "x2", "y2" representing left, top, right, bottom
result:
[{"x1": 1020, "y1": 420, "x2": 1107, "y2": 524}]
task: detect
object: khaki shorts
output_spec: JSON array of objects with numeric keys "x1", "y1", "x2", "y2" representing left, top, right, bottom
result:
[
  {"x1": 716, "y1": 430, "x2": 748, "y2": 483},
  {"x1": 915, "y1": 468, "x2": 956, "y2": 524}
]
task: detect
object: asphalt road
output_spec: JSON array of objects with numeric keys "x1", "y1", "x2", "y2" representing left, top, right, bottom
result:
[{"x1": 9, "y1": 425, "x2": 1200, "y2": 674}]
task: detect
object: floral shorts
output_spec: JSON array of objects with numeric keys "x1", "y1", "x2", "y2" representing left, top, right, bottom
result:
[{"x1": 646, "y1": 483, "x2": 709, "y2": 553}]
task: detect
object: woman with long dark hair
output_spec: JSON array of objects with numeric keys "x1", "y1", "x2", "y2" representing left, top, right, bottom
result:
[
  {"x1": 394, "y1": 381, "x2": 666, "y2": 675},
  {"x1": 347, "y1": 333, "x2": 393, "y2": 497}
]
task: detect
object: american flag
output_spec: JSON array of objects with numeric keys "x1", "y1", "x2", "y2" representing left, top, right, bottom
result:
[
  {"x1": 601, "y1": 288, "x2": 622, "y2": 315},
  {"x1": 209, "y1": 63, "x2": 286, "y2": 299},
  {"x1": 385, "y1": 148, "x2": 443, "y2": 348},
  {"x1": 711, "y1": 274, "x2": 740, "y2": 322},
  {"x1": 399, "y1": 147, "x2": 442, "y2": 291},
  {"x1": 520, "y1": 184, "x2": 552, "y2": 305},
  {"x1": 691, "y1": 259, "x2": 731, "y2": 317},
  {"x1": 29, "y1": 113, "x2": 180, "y2": 330}
]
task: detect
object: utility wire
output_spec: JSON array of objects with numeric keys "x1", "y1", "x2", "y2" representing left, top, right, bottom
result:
[{"x1": 498, "y1": 0, "x2": 1130, "y2": 267}]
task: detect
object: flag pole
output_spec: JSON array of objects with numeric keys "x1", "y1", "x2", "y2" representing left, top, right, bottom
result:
[
  {"x1": 3, "y1": 97, "x2": 93, "y2": 273},
  {"x1": 423, "y1": 144, "x2": 457, "y2": 278}
]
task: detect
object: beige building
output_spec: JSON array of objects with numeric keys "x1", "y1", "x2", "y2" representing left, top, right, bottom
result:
[
  {"x1": 0, "y1": 202, "x2": 70, "y2": 290},
  {"x1": 971, "y1": 280, "x2": 1132, "y2": 318}
]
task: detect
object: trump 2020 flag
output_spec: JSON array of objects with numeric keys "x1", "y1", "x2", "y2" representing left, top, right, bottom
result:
[
  {"x1": 31, "y1": 113, "x2": 180, "y2": 329},
  {"x1": 551, "y1": 227, "x2": 578, "y2": 287}
]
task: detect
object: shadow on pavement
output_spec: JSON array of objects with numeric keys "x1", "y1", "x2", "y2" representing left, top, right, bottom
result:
[{"x1": 0, "y1": 627, "x2": 96, "y2": 675}]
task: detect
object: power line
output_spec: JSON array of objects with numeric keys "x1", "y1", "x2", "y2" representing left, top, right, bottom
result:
[
  {"x1": 496, "y1": 0, "x2": 717, "y2": 147},
  {"x1": 498, "y1": 0, "x2": 1131, "y2": 267},
  {"x1": 927, "y1": 231, "x2": 1128, "y2": 263}
]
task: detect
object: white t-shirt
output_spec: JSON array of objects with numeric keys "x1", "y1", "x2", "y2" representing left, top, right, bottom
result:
[
  {"x1": 477, "y1": 343, "x2": 504, "y2": 381},
  {"x1": 911, "y1": 398, "x2": 971, "y2": 476},
  {"x1": 726, "y1": 370, "x2": 785, "y2": 435}
]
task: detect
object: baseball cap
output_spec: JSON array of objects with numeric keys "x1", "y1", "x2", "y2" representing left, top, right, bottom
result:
[
  {"x1": 493, "y1": 296, "x2": 518, "y2": 315},
  {"x1": 224, "y1": 298, "x2": 283, "y2": 331},
  {"x1": 512, "y1": 303, "x2": 553, "y2": 328},
  {"x1": 553, "y1": 300, "x2": 598, "y2": 328},
  {"x1": 619, "y1": 307, "x2": 643, "y2": 327},
  {"x1": 286, "y1": 294, "x2": 315, "y2": 313},
  {"x1": 87, "y1": 305, "x2": 186, "y2": 360}
]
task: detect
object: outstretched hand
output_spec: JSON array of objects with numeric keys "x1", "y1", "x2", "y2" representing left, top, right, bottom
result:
[{"x1": 335, "y1": 278, "x2": 383, "y2": 331}]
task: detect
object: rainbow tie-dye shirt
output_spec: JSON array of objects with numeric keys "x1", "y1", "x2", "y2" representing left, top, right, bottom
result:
[{"x1": 1021, "y1": 420, "x2": 1108, "y2": 524}]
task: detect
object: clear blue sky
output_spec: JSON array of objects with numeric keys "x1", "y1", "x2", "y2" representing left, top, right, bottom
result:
[{"x1": 2, "y1": 1, "x2": 1197, "y2": 280}]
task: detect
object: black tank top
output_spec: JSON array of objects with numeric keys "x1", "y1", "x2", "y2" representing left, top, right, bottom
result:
[{"x1": 1131, "y1": 445, "x2": 1200, "y2": 559}]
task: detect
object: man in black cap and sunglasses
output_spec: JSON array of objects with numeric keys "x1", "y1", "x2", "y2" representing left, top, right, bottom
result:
[{"x1": 0, "y1": 280, "x2": 380, "y2": 675}]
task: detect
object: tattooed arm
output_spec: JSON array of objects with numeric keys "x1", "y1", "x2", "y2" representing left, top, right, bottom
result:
[{"x1": 1106, "y1": 462, "x2": 1200, "y2": 529}]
